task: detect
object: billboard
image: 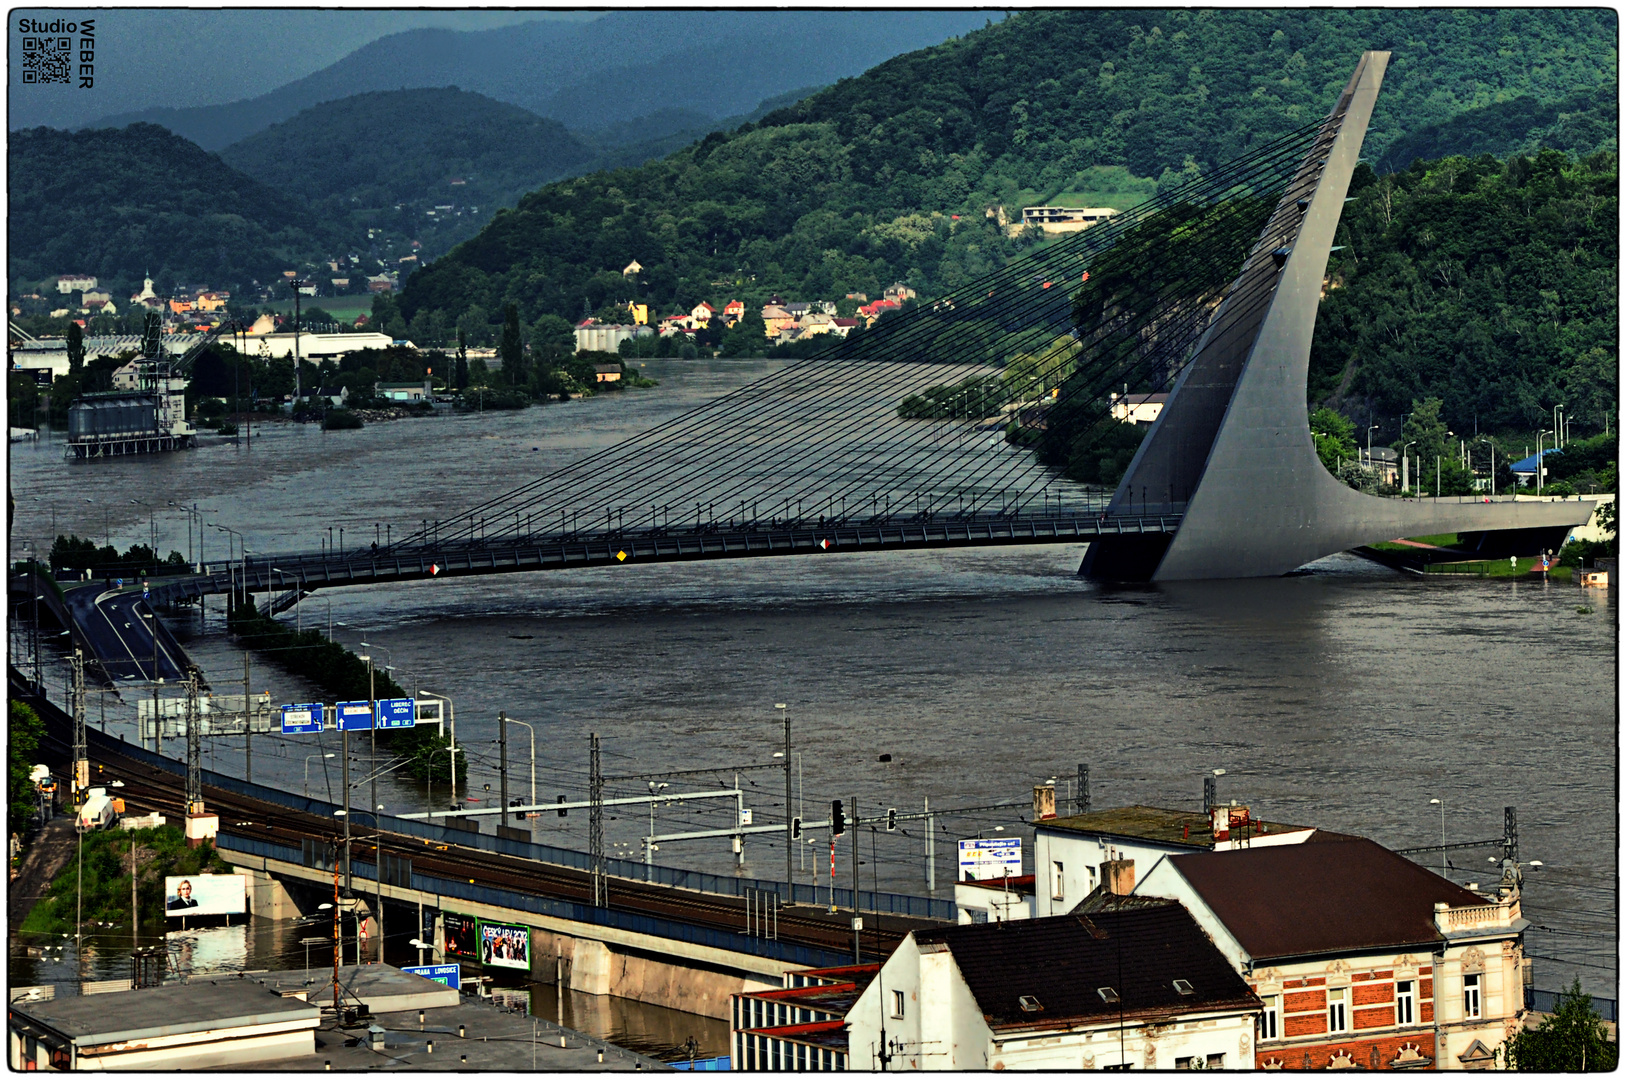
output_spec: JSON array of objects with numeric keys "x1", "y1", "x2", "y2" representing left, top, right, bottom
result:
[
  {"x1": 443, "y1": 912, "x2": 479, "y2": 960},
  {"x1": 164, "y1": 874, "x2": 246, "y2": 917},
  {"x1": 282, "y1": 703, "x2": 324, "y2": 734},
  {"x1": 958, "y1": 837, "x2": 1023, "y2": 882},
  {"x1": 375, "y1": 697, "x2": 415, "y2": 729},
  {"x1": 402, "y1": 963, "x2": 461, "y2": 990},
  {"x1": 336, "y1": 700, "x2": 374, "y2": 731},
  {"x1": 479, "y1": 920, "x2": 531, "y2": 971}
]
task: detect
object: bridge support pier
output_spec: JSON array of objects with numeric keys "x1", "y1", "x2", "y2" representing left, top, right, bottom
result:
[{"x1": 530, "y1": 928, "x2": 778, "y2": 1017}]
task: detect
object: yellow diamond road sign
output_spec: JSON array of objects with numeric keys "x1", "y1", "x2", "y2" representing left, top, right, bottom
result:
[{"x1": 616, "y1": 550, "x2": 627, "y2": 562}]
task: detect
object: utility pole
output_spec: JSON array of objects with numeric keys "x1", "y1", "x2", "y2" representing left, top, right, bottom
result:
[
  {"x1": 851, "y1": 796, "x2": 861, "y2": 963},
  {"x1": 342, "y1": 723, "x2": 352, "y2": 895},
  {"x1": 925, "y1": 797, "x2": 934, "y2": 894},
  {"x1": 499, "y1": 711, "x2": 509, "y2": 829},
  {"x1": 778, "y1": 704, "x2": 791, "y2": 904},
  {"x1": 589, "y1": 733, "x2": 605, "y2": 907},
  {"x1": 243, "y1": 653, "x2": 252, "y2": 783},
  {"x1": 184, "y1": 667, "x2": 202, "y2": 816},
  {"x1": 367, "y1": 654, "x2": 376, "y2": 832},
  {"x1": 70, "y1": 649, "x2": 87, "y2": 805},
  {"x1": 1077, "y1": 764, "x2": 1090, "y2": 814}
]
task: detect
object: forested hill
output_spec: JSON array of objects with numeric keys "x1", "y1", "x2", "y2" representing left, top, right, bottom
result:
[
  {"x1": 1310, "y1": 148, "x2": 1616, "y2": 436},
  {"x1": 8, "y1": 123, "x2": 331, "y2": 291},
  {"x1": 400, "y1": 8, "x2": 1616, "y2": 329},
  {"x1": 1375, "y1": 86, "x2": 1617, "y2": 173},
  {"x1": 218, "y1": 88, "x2": 596, "y2": 255}
]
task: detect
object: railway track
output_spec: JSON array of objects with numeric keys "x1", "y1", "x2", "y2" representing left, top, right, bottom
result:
[{"x1": 21, "y1": 680, "x2": 936, "y2": 959}]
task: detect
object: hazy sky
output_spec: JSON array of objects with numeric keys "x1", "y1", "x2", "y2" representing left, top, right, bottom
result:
[{"x1": 8, "y1": 9, "x2": 595, "y2": 130}]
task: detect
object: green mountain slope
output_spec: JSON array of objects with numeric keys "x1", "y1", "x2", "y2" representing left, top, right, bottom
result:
[
  {"x1": 1375, "y1": 86, "x2": 1617, "y2": 173},
  {"x1": 8, "y1": 123, "x2": 330, "y2": 295},
  {"x1": 1310, "y1": 148, "x2": 1617, "y2": 436},
  {"x1": 218, "y1": 88, "x2": 596, "y2": 257},
  {"x1": 400, "y1": 8, "x2": 1617, "y2": 327}
]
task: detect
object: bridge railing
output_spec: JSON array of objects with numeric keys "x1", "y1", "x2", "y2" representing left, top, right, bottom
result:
[
  {"x1": 102, "y1": 730, "x2": 956, "y2": 921},
  {"x1": 216, "y1": 831, "x2": 853, "y2": 970}
]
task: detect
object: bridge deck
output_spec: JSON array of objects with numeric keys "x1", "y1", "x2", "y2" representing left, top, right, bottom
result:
[{"x1": 149, "y1": 512, "x2": 1182, "y2": 604}]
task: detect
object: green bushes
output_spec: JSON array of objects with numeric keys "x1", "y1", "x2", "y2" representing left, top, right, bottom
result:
[{"x1": 18, "y1": 825, "x2": 231, "y2": 936}]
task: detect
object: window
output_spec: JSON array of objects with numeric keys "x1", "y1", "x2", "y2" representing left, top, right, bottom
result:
[
  {"x1": 1327, "y1": 987, "x2": 1348, "y2": 1032},
  {"x1": 1175, "y1": 1056, "x2": 1194, "y2": 1070},
  {"x1": 892, "y1": 990, "x2": 906, "y2": 1019},
  {"x1": 1396, "y1": 981, "x2": 1415, "y2": 1025},
  {"x1": 1463, "y1": 973, "x2": 1481, "y2": 1019},
  {"x1": 1207, "y1": 1054, "x2": 1225, "y2": 1069},
  {"x1": 1053, "y1": 861, "x2": 1065, "y2": 901},
  {"x1": 1260, "y1": 995, "x2": 1280, "y2": 1040}
]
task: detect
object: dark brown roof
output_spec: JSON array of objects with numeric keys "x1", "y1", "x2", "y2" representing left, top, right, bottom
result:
[
  {"x1": 1038, "y1": 805, "x2": 1314, "y2": 849},
  {"x1": 1166, "y1": 836, "x2": 1486, "y2": 961},
  {"x1": 914, "y1": 906, "x2": 1260, "y2": 1031}
]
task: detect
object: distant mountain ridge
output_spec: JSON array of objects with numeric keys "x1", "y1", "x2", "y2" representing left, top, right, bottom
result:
[
  {"x1": 75, "y1": 11, "x2": 994, "y2": 150},
  {"x1": 8, "y1": 123, "x2": 330, "y2": 293}
]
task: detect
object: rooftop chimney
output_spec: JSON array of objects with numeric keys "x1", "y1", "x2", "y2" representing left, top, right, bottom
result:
[
  {"x1": 1104, "y1": 859, "x2": 1135, "y2": 896},
  {"x1": 1033, "y1": 784, "x2": 1056, "y2": 821}
]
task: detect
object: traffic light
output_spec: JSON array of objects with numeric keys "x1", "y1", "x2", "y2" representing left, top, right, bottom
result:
[
  {"x1": 792, "y1": 817, "x2": 802, "y2": 840},
  {"x1": 557, "y1": 795, "x2": 568, "y2": 817},
  {"x1": 831, "y1": 800, "x2": 845, "y2": 836},
  {"x1": 887, "y1": 808, "x2": 897, "y2": 832}
]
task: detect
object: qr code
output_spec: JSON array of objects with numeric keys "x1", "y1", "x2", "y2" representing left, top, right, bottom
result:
[{"x1": 21, "y1": 36, "x2": 71, "y2": 84}]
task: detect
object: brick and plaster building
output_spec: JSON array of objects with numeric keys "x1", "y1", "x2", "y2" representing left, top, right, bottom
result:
[
  {"x1": 845, "y1": 903, "x2": 1261, "y2": 1070},
  {"x1": 1133, "y1": 835, "x2": 1528, "y2": 1070},
  {"x1": 1033, "y1": 803, "x2": 1318, "y2": 917}
]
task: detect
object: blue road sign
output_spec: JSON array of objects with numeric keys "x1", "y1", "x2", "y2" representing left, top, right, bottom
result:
[
  {"x1": 281, "y1": 703, "x2": 324, "y2": 735},
  {"x1": 335, "y1": 701, "x2": 375, "y2": 731},
  {"x1": 402, "y1": 964, "x2": 460, "y2": 990},
  {"x1": 115, "y1": 577, "x2": 124, "y2": 588},
  {"x1": 375, "y1": 697, "x2": 415, "y2": 729}
]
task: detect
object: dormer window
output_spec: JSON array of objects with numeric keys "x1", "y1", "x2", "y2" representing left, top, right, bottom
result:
[
  {"x1": 1173, "y1": 979, "x2": 1194, "y2": 996},
  {"x1": 1018, "y1": 995, "x2": 1043, "y2": 1013},
  {"x1": 1098, "y1": 987, "x2": 1120, "y2": 1004}
]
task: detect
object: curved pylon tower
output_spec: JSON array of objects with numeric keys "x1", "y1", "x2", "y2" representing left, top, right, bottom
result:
[{"x1": 1083, "y1": 52, "x2": 1592, "y2": 581}]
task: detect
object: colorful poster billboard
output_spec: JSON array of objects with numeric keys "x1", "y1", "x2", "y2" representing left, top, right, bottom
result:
[
  {"x1": 442, "y1": 912, "x2": 479, "y2": 960},
  {"x1": 163, "y1": 874, "x2": 246, "y2": 917},
  {"x1": 479, "y1": 920, "x2": 530, "y2": 970},
  {"x1": 957, "y1": 837, "x2": 1022, "y2": 882}
]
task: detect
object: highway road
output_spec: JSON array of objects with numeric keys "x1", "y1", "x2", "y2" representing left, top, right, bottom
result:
[{"x1": 62, "y1": 582, "x2": 188, "y2": 684}]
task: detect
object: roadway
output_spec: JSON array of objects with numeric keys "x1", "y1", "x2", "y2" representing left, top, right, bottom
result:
[
  {"x1": 61, "y1": 582, "x2": 188, "y2": 684},
  {"x1": 17, "y1": 675, "x2": 940, "y2": 962},
  {"x1": 145, "y1": 511, "x2": 1185, "y2": 607}
]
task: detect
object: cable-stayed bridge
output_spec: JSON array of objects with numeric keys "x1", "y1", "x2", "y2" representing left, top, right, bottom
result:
[{"x1": 148, "y1": 52, "x2": 1589, "y2": 611}]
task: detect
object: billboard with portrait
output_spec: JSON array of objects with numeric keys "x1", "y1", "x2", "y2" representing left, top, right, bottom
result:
[
  {"x1": 479, "y1": 920, "x2": 530, "y2": 971},
  {"x1": 163, "y1": 874, "x2": 246, "y2": 917},
  {"x1": 442, "y1": 911, "x2": 479, "y2": 960}
]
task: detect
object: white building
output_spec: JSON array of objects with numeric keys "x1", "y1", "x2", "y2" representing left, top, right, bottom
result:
[
  {"x1": 240, "y1": 332, "x2": 394, "y2": 361},
  {"x1": 1032, "y1": 803, "x2": 1317, "y2": 918},
  {"x1": 56, "y1": 274, "x2": 97, "y2": 294},
  {"x1": 1133, "y1": 835, "x2": 1529, "y2": 1070},
  {"x1": 845, "y1": 902, "x2": 1261, "y2": 1070},
  {"x1": 1109, "y1": 391, "x2": 1169, "y2": 425},
  {"x1": 954, "y1": 873, "x2": 1034, "y2": 924},
  {"x1": 575, "y1": 322, "x2": 652, "y2": 354}
]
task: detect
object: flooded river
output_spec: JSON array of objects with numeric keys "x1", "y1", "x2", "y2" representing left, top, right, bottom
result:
[{"x1": 9, "y1": 358, "x2": 1616, "y2": 1036}]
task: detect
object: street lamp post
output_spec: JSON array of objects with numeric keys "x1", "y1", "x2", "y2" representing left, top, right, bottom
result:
[
  {"x1": 1536, "y1": 430, "x2": 1553, "y2": 496},
  {"x1": 305, "y1": 753, "x2": 335, "y2": 799},
  {"x1": 417, "y1": 690, "x2": 457, "y2": 805},
  {"x1": 1401, "y1": 441, "x2": 1417, "y2": 495},
  {"x1": 1429, "y1": 798, "x2": 1446, "y2": 876}
]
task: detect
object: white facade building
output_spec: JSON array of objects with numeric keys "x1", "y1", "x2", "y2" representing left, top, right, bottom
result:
[
  {"x1": 1032, "y1": 804, "x2": 1317, "y2": 918},
  {"x1": 846, "y1": 902, "x2": 1261, "y2": 1070}
]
